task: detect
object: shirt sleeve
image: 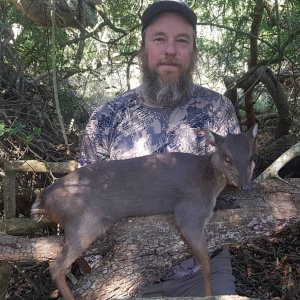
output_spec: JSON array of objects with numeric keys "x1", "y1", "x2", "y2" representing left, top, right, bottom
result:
[
  {"x1": 214, "y1": 95, "x2": 241, "y2": 136},
  {"x1": 80, "y1": 103, "x2": 113, "y2": 166}
]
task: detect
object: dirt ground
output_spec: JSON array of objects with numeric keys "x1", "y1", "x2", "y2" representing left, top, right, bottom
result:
[{"x1": 231, "y1": 224, "x2": 300, "y2": 300}]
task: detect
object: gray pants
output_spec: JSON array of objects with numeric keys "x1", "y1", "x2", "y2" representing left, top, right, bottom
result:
[{"x1": 142, "y1": 248, "x2": 236, "y2": 297}]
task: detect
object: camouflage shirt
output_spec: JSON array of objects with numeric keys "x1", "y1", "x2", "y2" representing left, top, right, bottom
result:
[
  {"x1": 80, "y1": 84, "x2": 240, "y2": 279},
  {"x1": 80, "y1": 84, "x2": 240, "y2": 165}
]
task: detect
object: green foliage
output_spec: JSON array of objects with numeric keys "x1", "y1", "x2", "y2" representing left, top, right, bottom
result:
[
  {"x1": 0, "y1": 122, "x2": 25, "y2": 137},
  {"x1": 3, "y1": 0, "x2": 300, "y2": 140},
  {"x1": 6, "y1": 6, "x2": 68, "y2": 77},
  {"x1": 6, "y1": 0, "x2": 298, "y2": 92},
  {"x1": 255, "y1": 96, "x2": 276, "y2": 114},
  {"x1": 0, "y1": 122, "x2": 41, "y2": 141},
  {"x1": 193, "y1": 0, "x2": 299, "y2": 80},
  {"x1": 0, "y1": 123, "x2": 7, "y2": 137},
  {"x1": 103, "y1": 0, "x2": 143, "y2": 29}
]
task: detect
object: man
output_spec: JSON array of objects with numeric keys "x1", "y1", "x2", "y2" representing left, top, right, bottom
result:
[{"x1": 80, "y1": 0, "x2": 239, "y2": 296}]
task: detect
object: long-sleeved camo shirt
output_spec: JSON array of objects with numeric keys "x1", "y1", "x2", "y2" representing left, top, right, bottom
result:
[{"x1": 80, "y1": 84, "x2": 239, "y2": 164}]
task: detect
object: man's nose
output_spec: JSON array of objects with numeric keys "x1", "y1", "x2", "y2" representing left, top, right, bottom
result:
[{"x1": 165, "y1": 42, "x2": 177, "y2": 55}]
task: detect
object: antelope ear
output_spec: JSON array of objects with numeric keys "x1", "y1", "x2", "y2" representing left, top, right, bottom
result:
[
  {"x1": 251, "y1": 123, "x2": 258, "y2": 138},
  {"x1": 204, "y1": 130, "x2": 224, "y2": 148},
  {"x1": 246, "y1": 123, "x2": 258, "y2": 139}
]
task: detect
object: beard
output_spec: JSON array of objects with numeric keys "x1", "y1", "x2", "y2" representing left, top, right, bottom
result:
[{"x1": 140, "y1": 52, "x2": 196, "y2": 108}]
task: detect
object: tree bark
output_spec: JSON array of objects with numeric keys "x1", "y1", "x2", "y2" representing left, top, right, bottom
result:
[
  {"x1": 224, "y1": 76, "x2": 240, "y2": 121},
  {"x1": 236, "y1": 65, "x2": 291, "y2": 136},
  {"x1": 1, "y1": 179, "x2": 299, "y2": 299},
  {"x1": 0, "y1": 159, "x2": 78, "y2": 173},
  {"x1": 242, "y1": 0, "x2": 264, "y2": 129},
  {"x1": 10, "y1": 0, "x2": 99, "y2": 29},
  {"x1": 224, "y1": 65, "x2": 292, "y2": 137},
  {"x1": 255, "y1": 141, "x2": 300, "y2": 181},
  {"x1": 258, "y1": 66, "x2": 292, "y2": 136}
]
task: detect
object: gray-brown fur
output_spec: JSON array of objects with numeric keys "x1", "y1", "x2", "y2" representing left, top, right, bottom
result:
[{"x1": 31, "y1": 124, "x2": 257, "y2": 300}]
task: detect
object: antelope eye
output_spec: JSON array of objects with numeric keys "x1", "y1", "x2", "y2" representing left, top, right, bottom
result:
[{"x1": 225, "y1": 156, "x2": 230, "y2": 164}]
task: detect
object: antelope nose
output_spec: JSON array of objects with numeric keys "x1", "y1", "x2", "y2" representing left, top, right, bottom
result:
[{"x1": 241, "y1": 184, "x2": 251, "y2": 191}]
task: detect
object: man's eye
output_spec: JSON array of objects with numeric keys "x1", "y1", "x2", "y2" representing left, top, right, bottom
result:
[
  {"x1": 178, "y1": 39, "x2": 188, "y2": 44},
  {"x1": 154, "y1": 37, "x2": 165, "y2": 42}
]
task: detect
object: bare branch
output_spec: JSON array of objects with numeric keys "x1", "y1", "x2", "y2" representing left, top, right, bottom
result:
[{"x1": 255, "y1": 142, "x2": 300, "y2": 182}]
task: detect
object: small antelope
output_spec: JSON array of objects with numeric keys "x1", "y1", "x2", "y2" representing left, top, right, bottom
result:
[{"x1": 31, "y1": 124, "x2": 257, "y2": 299}]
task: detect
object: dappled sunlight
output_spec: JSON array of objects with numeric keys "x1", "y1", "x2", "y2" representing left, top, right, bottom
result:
[
  {"x1": 31, "y1": 235, "x2": 62, "y2": 262},
  {"x1": 134, "y1": 136, "x2": 152, "y2": 156},
  {"x1": 85, "y1": 243, "x2": 144, "y2": 299},
  {"x1": 111, "y1": 129, "x2": 155, "y2": 160},
  {"x1": 142, "y1": 152, "x2": 178, "y2": 171},
  {"x1": 269, "y1": 192, "x2": 299, "y2": 219}
]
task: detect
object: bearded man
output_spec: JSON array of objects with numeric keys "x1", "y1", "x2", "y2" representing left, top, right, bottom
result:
[{"x1": 80, "y1": 0, "x2": 239, "y2": 296}]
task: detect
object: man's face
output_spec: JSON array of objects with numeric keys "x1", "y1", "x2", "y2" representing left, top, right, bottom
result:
[
  {"x1": 140, "y1": 12, "x2": 196, "y2": 107},
  {"x1": 143, "y1": 12, "x2": 195, "y2": 82}
]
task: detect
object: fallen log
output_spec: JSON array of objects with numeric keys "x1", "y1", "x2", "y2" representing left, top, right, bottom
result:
[{"x1": 1, "y1": 179, "x2": 299, "y2": 299}]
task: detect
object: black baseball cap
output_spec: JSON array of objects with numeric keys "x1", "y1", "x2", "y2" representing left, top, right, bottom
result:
[{"x1": 142, "y1": 0, "x2": 197, "y2": 32}]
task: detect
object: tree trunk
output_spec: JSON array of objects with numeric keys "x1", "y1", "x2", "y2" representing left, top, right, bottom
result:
[
  {"x1": 224, "y1": 76, "x2": 240, "y2": 121},
  {"x1": 1, "y1": 179, "x2": 299, "y2": 299},
  {"x1": 10, "y1": 0, "x2": 98, "y2": 29},
  {"x1": 243, "y1": 0, "x2": 264, "y2": 129},
  {"x1": 258, "y1": 66, "x2": 292, "y2": 136},
  {"x1": 235, "y1": 65, "x2": 291, "y2": 136}
]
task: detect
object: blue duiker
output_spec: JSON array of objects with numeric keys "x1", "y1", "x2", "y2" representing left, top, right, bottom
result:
[{"x1": 31, "y1": 124, "x2": 257, "y2": 300}]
